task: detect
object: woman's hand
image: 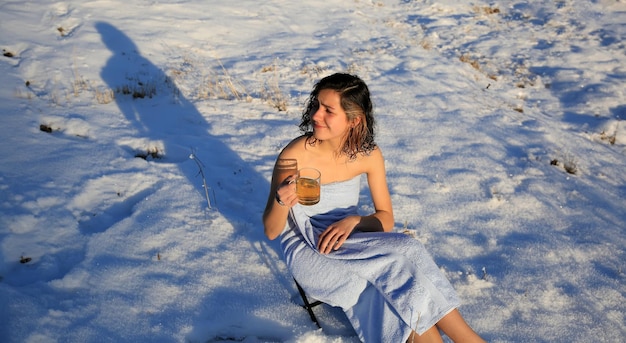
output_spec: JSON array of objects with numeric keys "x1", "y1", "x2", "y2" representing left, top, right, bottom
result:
[
  {"x1": 275, "y1": 175, "x2": 298, "y2": 208},
  {"x1": 317, "y1": 215, "x2": 360, "y2": 254}
]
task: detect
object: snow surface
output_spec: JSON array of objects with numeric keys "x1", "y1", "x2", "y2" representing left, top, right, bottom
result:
[{"x1": 1, "y1": 0, "x2": 625, "y2": 342}]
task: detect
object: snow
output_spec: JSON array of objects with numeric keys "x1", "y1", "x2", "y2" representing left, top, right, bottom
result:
[{"x1": 1, "y1": 0, "x2": 625, "y2": 342}]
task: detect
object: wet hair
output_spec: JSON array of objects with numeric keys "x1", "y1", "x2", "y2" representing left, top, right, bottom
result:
[{"x1": 299, "y1": 73, "x2": 376, "y2": 160}]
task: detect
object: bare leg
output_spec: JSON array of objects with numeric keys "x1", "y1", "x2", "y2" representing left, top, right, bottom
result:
[
  {"x1": 406, "y1": 326, "x2": 444, "y2": 343},
  {"x1": 435, "y1": 309, "x2": 486, "y2": 343}
]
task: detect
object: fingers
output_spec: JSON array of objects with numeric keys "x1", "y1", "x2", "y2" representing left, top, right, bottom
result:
[
  {"x1": 276, "y1": 176, "x2": 297, "y2": 207},
  {"x1": 317, "y1": 229, "x2": 345, "y2": 254},
  {"x1": 317, "y1": 238, "x2": 335, "y2": 254},
  {"x1": 281, "y1": 174, "x2": 296, "y2": 185}
]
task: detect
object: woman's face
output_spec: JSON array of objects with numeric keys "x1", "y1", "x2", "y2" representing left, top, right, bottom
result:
[{"x1": 311, "y1": 89, "x2": 352, "y2": 143}]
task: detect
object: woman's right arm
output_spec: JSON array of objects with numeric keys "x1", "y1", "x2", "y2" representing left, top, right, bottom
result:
[
  {"x1": 262, "y1": 167, "x2": 295, "y2": 240},
  {"x1": 262, "y1": 141, "x2": 302, "y2": 240}
]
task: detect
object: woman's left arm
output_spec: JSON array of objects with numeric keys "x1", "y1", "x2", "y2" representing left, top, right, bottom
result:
[
  {"x1": 317, "y1": 148, "x2": 394, "y2": 254},
  {"x1": 358, "y1": 147, "x2": 394, "y2": 232}
]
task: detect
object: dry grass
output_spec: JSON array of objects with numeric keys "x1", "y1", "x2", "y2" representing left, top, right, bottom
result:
[
  {"x1": 420, "y1": 39, "x2": 433, "y2": 51},
  {"x1": 95, "y1": 87, "x2": 115, "y2": 104},
  {"x1": 551, "y1": 154, "x2": 578, "y2": 175},
  {"x1": 116, "y1": 79, "x2": 157, "y2": 99},
  {"x1": 134, "y1": 146, "x2": 162, "y2": 160},
  {"x1": 563, "y1": 158, "x2": 578, "y2": 175},
  {"x1": 600, "y1": 123, "x2": 619, "y2": 145},
  {"x1": 197, "y1": 59, "x2": 249, "y2": 101},
  {"x1": 168, "y1": 52, "x2": 249, "y2": 102},
  {"x1": 260, "y1": 62, "x2": 288, "y2": 112},
  {"x1": 217, "y1": 59, "x2": 248, "y2": 101},
  {"x1": 20, "y1": 47, "x2": 292, "y2": 113},
  {"x1": 71, "y1": 57, "x2": 90, "y2": 97},
  {"x1": 473, "y1": 6, "x2": 501, "y2": 15},
  {"x1": 459, "y1": 54, "x2": 481, "y2": 70},
  {"x1": 300, "y1": 64, "x2": 327, "y2": 76}
]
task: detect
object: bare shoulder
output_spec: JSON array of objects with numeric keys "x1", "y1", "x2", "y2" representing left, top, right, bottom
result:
[
  {"x1": 362, "y1": 146, "x2": 385, "y2": 167},
  {"x1": 367, "y1": 146, "x2": 384, "y2": 161},
  {"x1": 279, "y1": 135, "x2": 309, "y2": 158},
  {"x1": 352, "y1": 146, "x2": 385, "y2": 175}
]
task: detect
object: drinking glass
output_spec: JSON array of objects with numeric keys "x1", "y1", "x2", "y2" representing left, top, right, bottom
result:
[{"x1": 296, "y1": 168, "x2": 321, "y2": 205}]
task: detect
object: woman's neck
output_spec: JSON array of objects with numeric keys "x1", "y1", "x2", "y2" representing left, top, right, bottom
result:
[
  {"x1": 317, "y1": 139, "x2": 346, "y2": 160},
  {"x1": 311, "y1": 132, "x2": 349, "y2": 156}
]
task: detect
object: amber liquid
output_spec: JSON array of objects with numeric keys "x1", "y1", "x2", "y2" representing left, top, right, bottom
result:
[{"x1": 297, "y1": 177, "x2": 320, "y2": 205}]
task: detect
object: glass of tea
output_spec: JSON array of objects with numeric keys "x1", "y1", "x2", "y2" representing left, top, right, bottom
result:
[{"x1": 296, "y1": 168, "x2": 321, "y2": 205}]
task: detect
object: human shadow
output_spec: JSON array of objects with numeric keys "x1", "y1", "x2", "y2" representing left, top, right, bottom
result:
[
  {"x1": 96, "y1": 20, "x2": 276, "y2": 237},
  {"x1": 95, "y1": 21, "x2": 297, "y2": 338}
]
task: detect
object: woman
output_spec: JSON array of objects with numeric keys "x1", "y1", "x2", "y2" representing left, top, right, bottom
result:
[{"x1": 263, "y1": 73, "x2": 486, "y2": 343}]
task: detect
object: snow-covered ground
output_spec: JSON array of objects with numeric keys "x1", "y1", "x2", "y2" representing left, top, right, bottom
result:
[{"x1": 1, "y1": 1, "x2": 625, "y2": 342}]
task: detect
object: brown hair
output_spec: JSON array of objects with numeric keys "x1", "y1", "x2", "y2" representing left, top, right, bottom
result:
[{"x1": 299, "y1": 73, "x2": 376, "y2": 160}]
